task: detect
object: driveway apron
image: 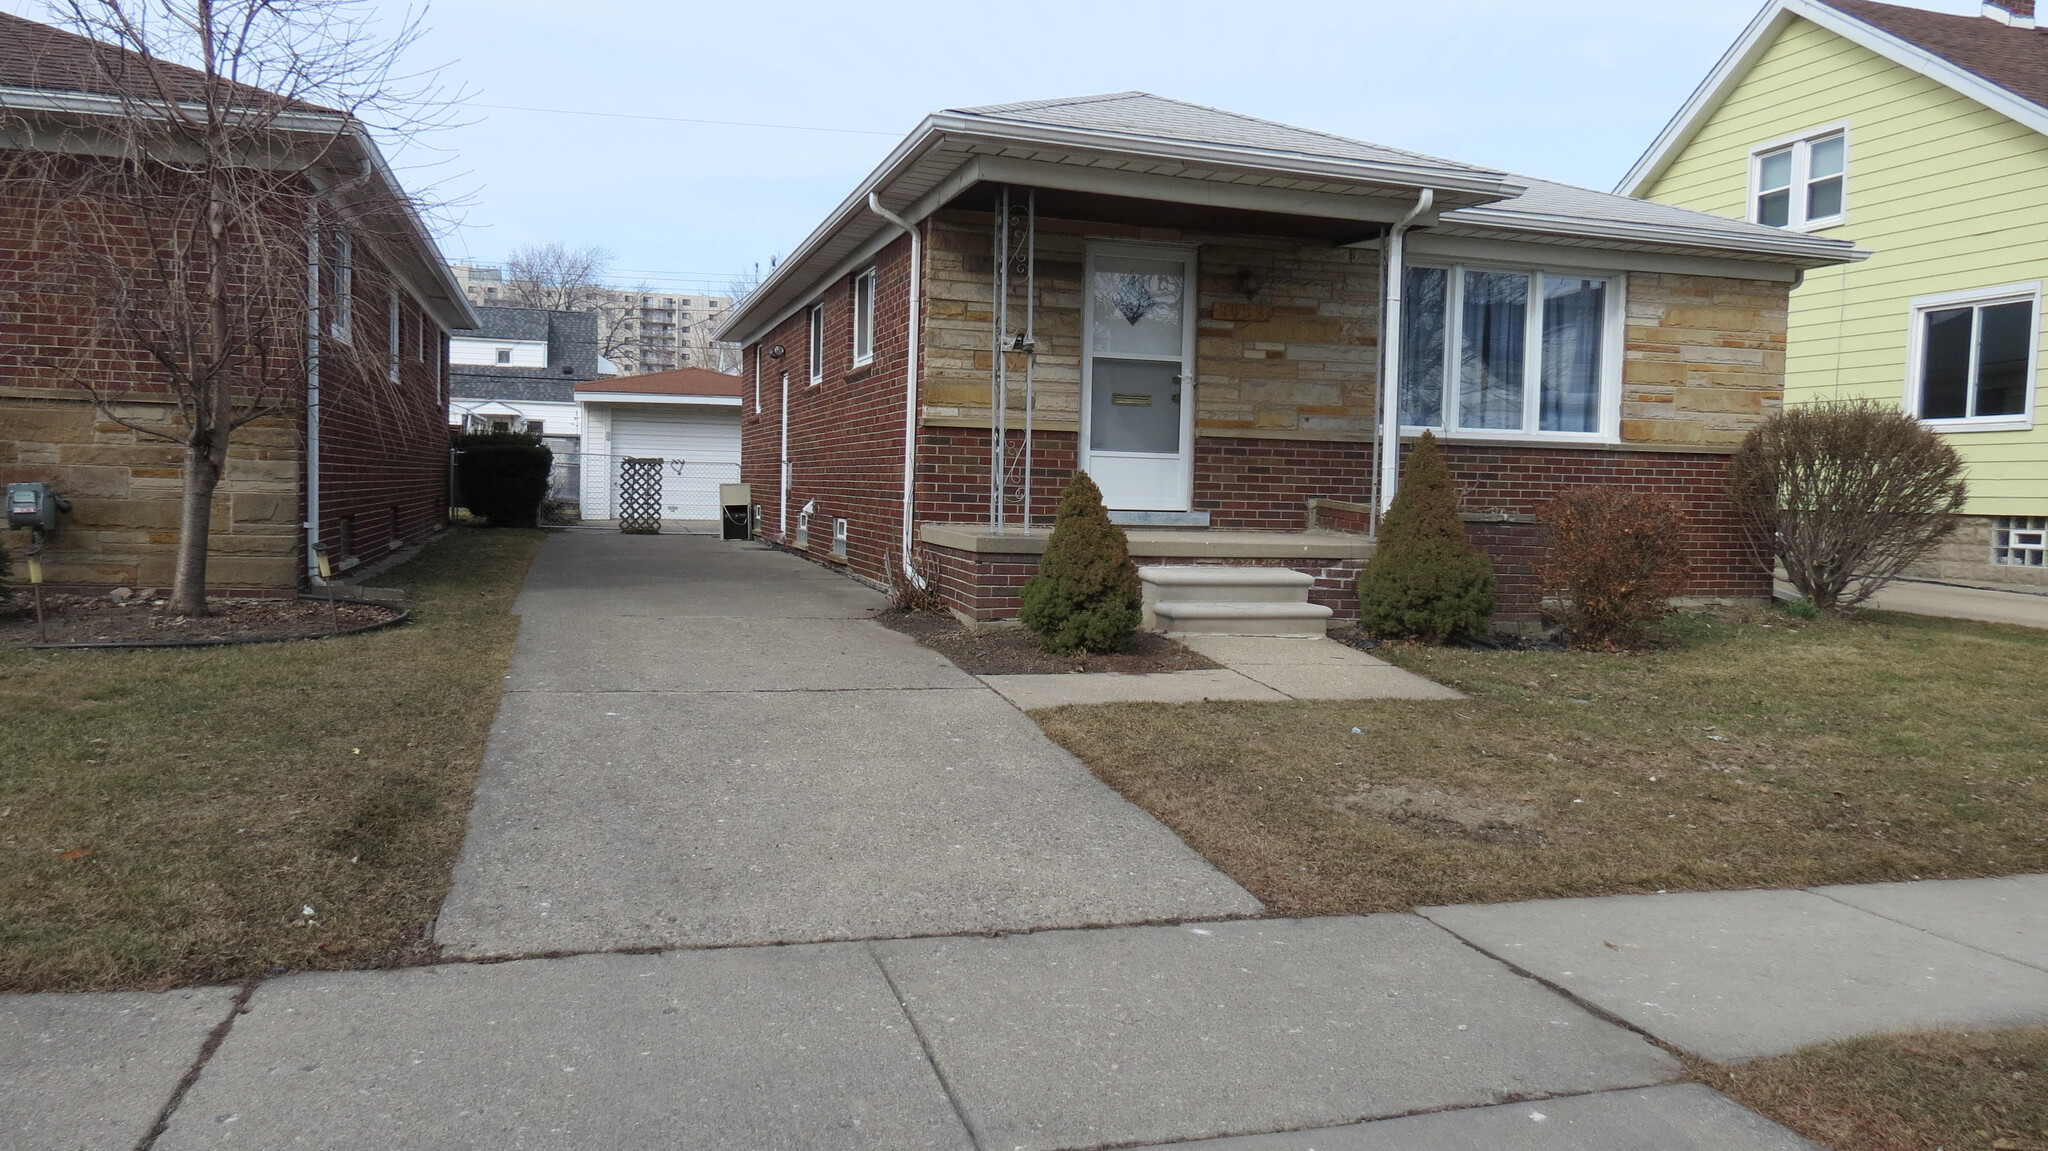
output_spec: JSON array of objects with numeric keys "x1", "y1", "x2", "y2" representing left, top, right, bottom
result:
[{"x1": 433, "y1": 530, "x2": 1260, "y2": 957}]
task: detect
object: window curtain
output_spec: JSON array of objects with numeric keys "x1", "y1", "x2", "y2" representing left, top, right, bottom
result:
[
  {"x1": 1459, "y1": 270, "x2": 1527, "y2": 430},
  {"x1": 1400, "y1": 266, "x2": 1447, "y2": 427},
  {"x1": 1540, "y1": 277, "x2": 1605, "y2": 433}
]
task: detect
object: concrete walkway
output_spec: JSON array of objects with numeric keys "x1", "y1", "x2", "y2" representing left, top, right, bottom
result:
[
  {"x1": 433, "y1": 532, "x2": 1261, "y2": 957},
  {"x1": 14, "y1": 533, "x2": 2048, "y2": 1149},
  {"x1": 981, "y1": 635, "x2": 1464, "y2": 711},
  {"x1": 1867, "y1": 577, "x2": 2048, "y2": 629}
]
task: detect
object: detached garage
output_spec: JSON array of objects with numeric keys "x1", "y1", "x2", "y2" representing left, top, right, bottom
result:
[{"x1": 576, "y1": 368, "x2": 744, "y2": 523}]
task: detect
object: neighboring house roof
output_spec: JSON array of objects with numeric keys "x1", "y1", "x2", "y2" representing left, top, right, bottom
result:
[
  {"x1": 1621, "y1": 0, "x2": 2048, "y2": 196},
  {"x1": 718, "y1": 92, "x2": 1862, "y2": 347},
  {"x1": 576, "y1": 367, "x2": 744, "y2": 400},
  {"x1": 0, "y1": 11, "x2": 475, "y2": 332},
  {"x1": 450, "y1": 307, "x2": 601, "y2": 402}
]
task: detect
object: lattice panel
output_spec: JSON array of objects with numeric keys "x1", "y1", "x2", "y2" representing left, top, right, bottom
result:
[{"x1": 618, "y1": 457, "x2": 664, "y2": 534}]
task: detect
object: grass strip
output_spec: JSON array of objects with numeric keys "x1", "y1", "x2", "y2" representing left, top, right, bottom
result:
[
  {"x1": 1035, "y1": 606, "x2": 2048, "y2": 915},
  {"x1": 0, "y1": 525, "x2": 544, "y2": 992},
  {"x1": 1691, "y1": 1027, "x2": 2048, "y2": 1151}
]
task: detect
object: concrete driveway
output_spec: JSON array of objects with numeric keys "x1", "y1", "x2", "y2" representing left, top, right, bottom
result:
[{"x1": 432, "y1": 530, "x2": 1261, "y2": 957}]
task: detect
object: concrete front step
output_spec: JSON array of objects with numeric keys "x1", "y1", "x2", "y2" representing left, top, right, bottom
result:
[
  {"x1": 1150, "y1": 600, "x2": 1333, "y2": 637},
  {"x1": 1139, "y1": 565, "x2": 1315, "y2": 602}
]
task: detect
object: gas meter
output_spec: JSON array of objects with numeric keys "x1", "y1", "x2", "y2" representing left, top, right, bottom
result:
[{"x1": 6, "y1": 482, "x2": 68, "y2": 533}]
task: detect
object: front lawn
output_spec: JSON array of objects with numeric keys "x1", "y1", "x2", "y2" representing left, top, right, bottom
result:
[
  {"x1": 1035, "y1": 607, "x2": 2048, "y2": 915},
  {"x1": 0, "y1": 525, "x2": 544, "y2": 992},
  {"x1": 1691, "y1": 1027, "x2": 2048, "y2": 1151}
]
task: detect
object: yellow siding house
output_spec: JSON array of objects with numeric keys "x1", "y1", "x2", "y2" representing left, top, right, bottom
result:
[{"x1": 1625, "y1": 0, "x2": 2048, "y2": 587}]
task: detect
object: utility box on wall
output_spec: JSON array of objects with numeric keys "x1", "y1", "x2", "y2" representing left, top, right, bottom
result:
[
  {"x1": 720, "y1": 483, "x2": 751, "y2": 541},
  {"x1": 6, "y1": 482, "x2": 67, "y2": 532}
]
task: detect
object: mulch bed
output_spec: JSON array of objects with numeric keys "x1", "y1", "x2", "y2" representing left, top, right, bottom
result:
[
  {"x1": 0, "y1": 593, "x2": 403, "y2": 646},
  {"x1": 876, "y1": 608, "x2": 1221, "y2": 675}
]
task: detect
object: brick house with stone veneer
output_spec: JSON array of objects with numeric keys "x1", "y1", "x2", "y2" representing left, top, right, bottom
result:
[
  {"x1": 0, "y1": 12, "x2": 474, "y2": 595},
  {"x1": 716, "y1": 94, "x2": 1864, "y2": 626}
]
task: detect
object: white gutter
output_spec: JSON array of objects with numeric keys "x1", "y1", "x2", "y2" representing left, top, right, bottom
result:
[
  {"x1": 305, "y1": 205, "x2": 323, "y2": 583},
  {"x1": 867, "y1": 193, "x2": 928, "y2": 591},
  {"x1": 1377, "y1": 189, "x2": 1434, "y2": 520}
]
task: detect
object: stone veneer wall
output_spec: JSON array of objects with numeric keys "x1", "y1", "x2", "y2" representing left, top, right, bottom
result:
[
  {"x1": 0, "y1": 395, "x2": 302, "y2": 592},
  {"x1": 1906, "y1": 515, "x2": 2048, "y2": 592}
]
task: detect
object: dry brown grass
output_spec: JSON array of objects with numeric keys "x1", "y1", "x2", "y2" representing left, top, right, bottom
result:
[
  {"x1": 1691, "y1": 1028, "x2": 2048, "y2": 1151},
  {"x1": 0, "y1": 525, "x2": 543, "y2": 992},
  {"x1": 1034, "y1": 606, "x2": 2048, "y2": 916}
]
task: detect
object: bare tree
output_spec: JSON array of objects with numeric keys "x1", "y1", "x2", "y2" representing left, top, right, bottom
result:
[
  {"x1": 675, "y1": 262, "x2": 767, "y2": 375},
  {"x1": 500, "y1": 242, "x2": 645, "y2": 369},
  {"x1": 0, "y1": 0, "x2": 456, "y2": 615}
]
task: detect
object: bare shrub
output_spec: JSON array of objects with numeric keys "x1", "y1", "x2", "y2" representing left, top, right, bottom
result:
[
  {"x1": 1728, "y1": 401, "x2": 1966, "y2": 611},
  {"x1": 1537, "y1": 487, "x2": 1691, "y2": 649}
]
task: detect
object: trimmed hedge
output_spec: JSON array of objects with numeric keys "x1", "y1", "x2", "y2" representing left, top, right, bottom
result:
[{"x1": 453, "y1": 432, "x2": 553, "y2": 528}]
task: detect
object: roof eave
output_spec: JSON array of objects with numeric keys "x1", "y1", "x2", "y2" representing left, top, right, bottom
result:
[
  {"x1": 716, "y1": 113, "x2": 1532, "y2": 346},
  {"x1": 1440, "y1": 208, "x2": 1870, "y2": 267}
]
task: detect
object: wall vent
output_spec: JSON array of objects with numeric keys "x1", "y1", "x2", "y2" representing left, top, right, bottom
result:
[{"x1": 832, "y1": 518, "x2": 849, "y2": 559}]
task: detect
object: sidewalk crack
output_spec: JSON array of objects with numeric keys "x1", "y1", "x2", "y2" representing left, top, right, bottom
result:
[
  {"x1": 133, "y1": 979, "x2": 260, "y2": 1151},
  {"x1": 864, "y1": 941, "x2": 982, "y2": 1151}
]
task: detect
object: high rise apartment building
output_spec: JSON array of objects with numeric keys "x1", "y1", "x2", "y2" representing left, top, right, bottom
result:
[{"x1": 448, "y1": 264, "x2": 733, "y2": 375}]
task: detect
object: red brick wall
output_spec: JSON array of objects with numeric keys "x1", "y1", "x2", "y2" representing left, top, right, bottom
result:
[
  {"x1": 311, "y1": 276, "x2": 451, "y2": 577},
  {"x1": 740, "y1": 230, "x2": 921, "y2": 588}
]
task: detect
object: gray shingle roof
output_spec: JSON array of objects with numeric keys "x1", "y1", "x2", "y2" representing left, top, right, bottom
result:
[
  {"x1": 1443, "y1": 176, "x2": 1864, "y2": 261},
  {"x1": 951, "y1": 92, "x2": 1516, "y2": 191}
]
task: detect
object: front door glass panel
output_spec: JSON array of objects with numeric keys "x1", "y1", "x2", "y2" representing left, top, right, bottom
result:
[{"x1": 1090, "y1": 359, "x2": 1181, "y2": 453}]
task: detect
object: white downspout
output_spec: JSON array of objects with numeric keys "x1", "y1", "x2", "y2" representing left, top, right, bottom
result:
[
  {"x1": 1377, "y1": 188, "x2": 1434, "y2": 521},
  {"x1": 868, "y1": 193, "x2": 928, "y2": 590},
  {"x1": 304, "y1": 205, "x2": 323, "y2": 583},
  {"x1": 778, "y1": 369, "x2": 790, "y2": 539}
]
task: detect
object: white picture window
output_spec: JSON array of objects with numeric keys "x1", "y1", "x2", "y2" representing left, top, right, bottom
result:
[
  {"x1": 852, "y1": 268, "x2": 876, "y2": 366},
  {"x1": 1399, "y1": 263, "x2": 1624, "y2": 441},
  {"x1": 1751, "y1": 128, "x2": 1847, "y2": 230},
  {"x1": 808, "y1": 304, "x2": 825, "y2": 384},
  {"x1": 1995, "y1": 517, "x2": 2047, "y2": 567},
  {"x1": 1906, "y1": 283, "x2": 2040, "y2": 431}
]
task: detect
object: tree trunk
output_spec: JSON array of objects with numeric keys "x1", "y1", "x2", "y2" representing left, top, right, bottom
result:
[{"x1": 170, "y1": 440, "x2": 221, "y2": 615}]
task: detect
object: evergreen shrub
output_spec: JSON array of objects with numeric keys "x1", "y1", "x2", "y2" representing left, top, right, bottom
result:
[
  {"x1": 1357, "y1": 431, "x2": 1495, "y2": 642},
  {"x1": 1020, "y1": 471, "x2": 1142, "y2": 654},
  {"x1": 454, "y1": 432, "x2": 554, "y2": 528}
]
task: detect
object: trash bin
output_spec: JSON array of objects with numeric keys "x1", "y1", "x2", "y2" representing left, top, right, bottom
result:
[{"x1": 720, "y1": 483, "x2": 752, "y2": 541}]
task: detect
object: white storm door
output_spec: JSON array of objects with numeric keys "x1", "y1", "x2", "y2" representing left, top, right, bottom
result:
[{"x1": 1081, "y1": 244, "x2": 1197, "y2": 511}]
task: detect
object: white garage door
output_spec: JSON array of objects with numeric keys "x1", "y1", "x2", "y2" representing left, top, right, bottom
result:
[{"x1": 609, "y1": 407, "x2": 741, "y2": 521}]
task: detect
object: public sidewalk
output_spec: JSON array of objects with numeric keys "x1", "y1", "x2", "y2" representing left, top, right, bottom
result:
[
  {"x1": 1867, "y1": 577, "x2": 2048, "y2": 630},
  {"x1": 10, "y1": 534, "x2": 2047, "y2": 1150}
]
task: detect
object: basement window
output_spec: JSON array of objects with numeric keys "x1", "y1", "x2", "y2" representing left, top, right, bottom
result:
[
  {"x1": 1908, "y1": 283, "x2": 2039, "y2": 431},
  {"x1": 1995, "y1": 517, "x2": 2047, "y2": 567},
  {"x1": 852, "y1": 268, "x2": 876, "y2": 366},
  {"x1": 1399, "y1": 262, "x2": 1624, "y2": 442}
]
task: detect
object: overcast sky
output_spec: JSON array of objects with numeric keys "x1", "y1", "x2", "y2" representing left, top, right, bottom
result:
[{"x1": 4, "y1": 0, "x2": 1986, "y2": 295}]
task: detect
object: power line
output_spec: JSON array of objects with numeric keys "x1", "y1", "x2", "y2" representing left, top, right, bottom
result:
[{"x1": 469, "y1": 102, "x2": 895, "y2": 137}]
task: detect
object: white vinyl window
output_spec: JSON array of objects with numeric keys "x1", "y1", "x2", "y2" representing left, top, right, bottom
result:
[
  {"x1": 1751, "y1": 127, "x2": 1847, "y2": 230},
  {"x1": 1906, "y1": 282, "x2": 2040, "y2": 431},
  {"x1": 1398, "y1": 262, "x2": 1625, "y2": 441},
  {"x1": 1995, "y1": 517, "x2": 2047, "y2": 567},
  {"x1": 852, "y1": 268, "x2": 876, "y2": 366},
  {"x1": 808, "y1": 304, "x2": 825, "y2": 384},
  {"x1": 328, "y1": 233, "x2": 353, "y2": 338},
  {"x1": 387, "y1": 287, "x2": 401, "y2": 383}
]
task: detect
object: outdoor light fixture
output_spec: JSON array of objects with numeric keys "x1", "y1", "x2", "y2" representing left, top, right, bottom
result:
[{"x1": 769, "y1": 344, "x2": 786, "y2": 359}]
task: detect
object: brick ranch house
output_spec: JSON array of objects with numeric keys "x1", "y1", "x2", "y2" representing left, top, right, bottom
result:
[
  {"x1": 716, "y1": 93, "x2": 1864, "y2": 626},
  {"x1": 0, "y1": 12, "x2": 475, "y2": 594}
]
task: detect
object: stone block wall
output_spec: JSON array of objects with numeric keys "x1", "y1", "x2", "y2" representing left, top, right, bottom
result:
[{"x1": 1621, "y1": 273, "x2": 1791, "y2": 446}]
